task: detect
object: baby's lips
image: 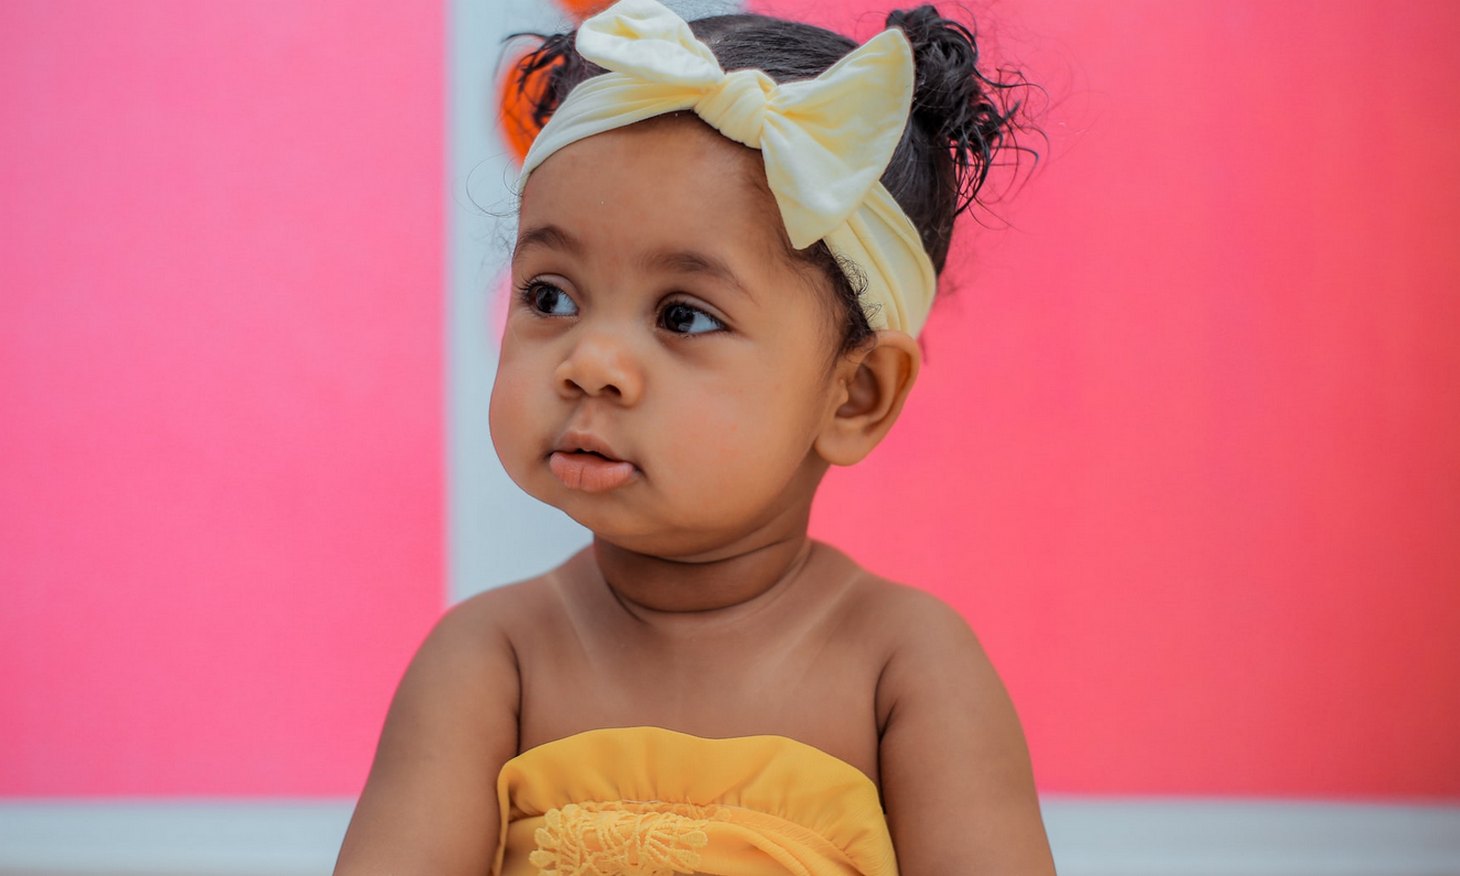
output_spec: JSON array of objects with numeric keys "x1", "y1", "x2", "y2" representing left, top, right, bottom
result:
[
  {"x1": 548, "y1": 451, "x2": 638, "y2": 492},
  {"x1": 552, "y1": 429, "x2": 628, "y2": 464}
]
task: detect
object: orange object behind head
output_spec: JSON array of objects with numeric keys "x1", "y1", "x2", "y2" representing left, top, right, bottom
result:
[
  {"x1": 498, "y1": 0, "x2": 616, "y2": 162},
  {"x1": 556, "y1": 0, "x2": 615, "y2": 18},
  {"x1": 498, "y1": 46, "x2": 559, "y2": 164}
]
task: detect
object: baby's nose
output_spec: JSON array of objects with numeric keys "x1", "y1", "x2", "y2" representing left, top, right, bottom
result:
[{"x1": 554, "y1": 331, "x2": 643, "y2": 404}]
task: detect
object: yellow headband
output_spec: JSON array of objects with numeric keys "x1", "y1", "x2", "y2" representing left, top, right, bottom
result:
[{"x1": 518, "y1": 0, "x2": 937, "y2": 337}]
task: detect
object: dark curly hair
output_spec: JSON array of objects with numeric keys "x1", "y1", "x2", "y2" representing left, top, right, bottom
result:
[{"x1": 508, "y1": 6, "x2": 1036, "y2": 352}]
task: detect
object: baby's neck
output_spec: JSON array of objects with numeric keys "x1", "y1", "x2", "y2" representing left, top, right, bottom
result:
[{"x1": 591, "y1": 534, "x2": 815, "y2": 616}]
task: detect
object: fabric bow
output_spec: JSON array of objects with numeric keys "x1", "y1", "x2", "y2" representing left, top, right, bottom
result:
[{"x1": 518, "y1": 0, "x2": 937, "y2": 336}]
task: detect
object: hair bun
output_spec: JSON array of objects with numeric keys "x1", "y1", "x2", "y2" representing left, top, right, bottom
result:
[
  {"x1": 505, "y1": 30, "x2": 606, "y2": 157},
  {"x1": 885, "y1": 5, "x2": 1028, "y2": 216}
]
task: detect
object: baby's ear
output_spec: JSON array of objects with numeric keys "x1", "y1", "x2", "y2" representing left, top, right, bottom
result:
[{"x1": 815, "y1": 330, "x2": 921, "y2": 466}]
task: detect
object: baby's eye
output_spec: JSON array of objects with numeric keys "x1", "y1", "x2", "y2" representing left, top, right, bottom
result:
[
  {"x1": 521, "y1": 280, "x2": 577, "y2": 317},
  {"x1": 659, "y1": 301, "x2": 725, "y2": 335}
]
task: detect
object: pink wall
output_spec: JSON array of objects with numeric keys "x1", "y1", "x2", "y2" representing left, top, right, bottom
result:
[
  {"x1": 773, "y1": 0, "x2": 1460, "y2": 797},
  {"x1": 1, "y1": 2, "x2": 443, "y2": 794},
  {"x1": 3, "y1": 0, "x2": 1457, "y2": 800}
]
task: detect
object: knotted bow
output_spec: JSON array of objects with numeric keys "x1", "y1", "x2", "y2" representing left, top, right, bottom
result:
[{"x1": 519, "y1": 0, "x2": 937, "y2": 336}]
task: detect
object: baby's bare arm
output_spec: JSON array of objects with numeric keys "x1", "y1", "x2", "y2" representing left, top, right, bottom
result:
[
  {"x1": 334, "y1": 592, "x2": 521, "y2": 876},
  {"x1": 876, "y1": 590, "x2": 1056, "y2": 876}
]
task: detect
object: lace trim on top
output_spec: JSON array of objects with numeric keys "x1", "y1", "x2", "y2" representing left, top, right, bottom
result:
[{"x1": 529, "y1": 801, "x2": 716, "y2": 876}]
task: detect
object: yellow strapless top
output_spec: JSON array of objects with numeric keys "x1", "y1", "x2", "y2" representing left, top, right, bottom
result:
[{"x1": 492, "y1": 726, "x2": 898, "y2": 876}]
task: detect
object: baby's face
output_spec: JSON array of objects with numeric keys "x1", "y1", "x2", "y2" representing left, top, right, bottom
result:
[{"x1": 490, "y1": 116, "x2": 849, "y2": 559}]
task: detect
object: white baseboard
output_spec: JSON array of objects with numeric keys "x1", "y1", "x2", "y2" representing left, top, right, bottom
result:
[
  {"x1": 1, "y1": 798, "x2": 1456, "y2": 876},
  {"x1": 0, "y1": 800, "x2": 352, "y2": 876},
  {"x1": 1040, "y1": 797, "x2": 1460, "y2": 876}
]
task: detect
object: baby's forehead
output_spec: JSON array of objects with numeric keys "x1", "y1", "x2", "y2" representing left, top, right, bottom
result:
[
  {"x1": 522, "y1": 114, "x2": 766, "y2": 196},
  {"x1": 515, "y1": 116, "x2": 795, "y2": 258}
]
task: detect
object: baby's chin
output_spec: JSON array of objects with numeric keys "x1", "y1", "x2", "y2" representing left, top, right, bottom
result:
[
  {"x1": 509, "y1": 462, "x2": 808, "y2": 561},
  {"x1": 550, "y1": 502, "x2": 772, "y2": 563},
  {"x1": 570, "y1": 515, "x2": 729, "y2": 561}
]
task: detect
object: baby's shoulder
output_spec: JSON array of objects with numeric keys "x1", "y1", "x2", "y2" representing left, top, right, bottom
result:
[
  {"x1": 837, "y1": 564, "x2": 982, "y2": 653},
  {"x1": 829, "y1": 561, "x2": 997, "y2": 703},
  {"x1": 435, "y1": 569, "x2": 571, "y2": 650}
]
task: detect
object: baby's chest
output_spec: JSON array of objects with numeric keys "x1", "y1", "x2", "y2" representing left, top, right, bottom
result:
[{"x1": 512, "y1": 630, "x2": 886, "y2": 782}]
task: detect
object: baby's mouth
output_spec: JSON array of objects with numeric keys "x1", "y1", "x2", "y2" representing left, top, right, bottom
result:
[{"x1": 548, "y1": 449, "x2": 636, "y2": 492}]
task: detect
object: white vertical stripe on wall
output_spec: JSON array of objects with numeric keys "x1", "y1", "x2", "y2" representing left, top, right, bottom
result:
[{"x1": 448, "y1": 0, "x2": 590, "y2": 602}]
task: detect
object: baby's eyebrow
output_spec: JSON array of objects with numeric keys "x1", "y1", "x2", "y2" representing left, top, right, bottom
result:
[
  {"x1": 641, "y1": 248, "x2": 751, "y2": 300},
  {"x1": 515, "y1": 225, "x2": 751, "y2": 301},
  {"x1": 514, "y1": 223, "x2": 581, "y2": 258}
]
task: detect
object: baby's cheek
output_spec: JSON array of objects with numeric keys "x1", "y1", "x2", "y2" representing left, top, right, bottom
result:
[
  {"x1": 670, "y1": 404, "x2": 804, "y2": 485},
  {"x1": 488, "y1": 364, "x2": 534, "y2": 460}
]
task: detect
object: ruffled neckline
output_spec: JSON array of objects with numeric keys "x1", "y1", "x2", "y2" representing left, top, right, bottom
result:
[
  {"x1": 493, "y1": 725, "x2": 897, "y2": 876},
  {"x1": 505, "y1": 725, "x2": 877, "y2": 787}
]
